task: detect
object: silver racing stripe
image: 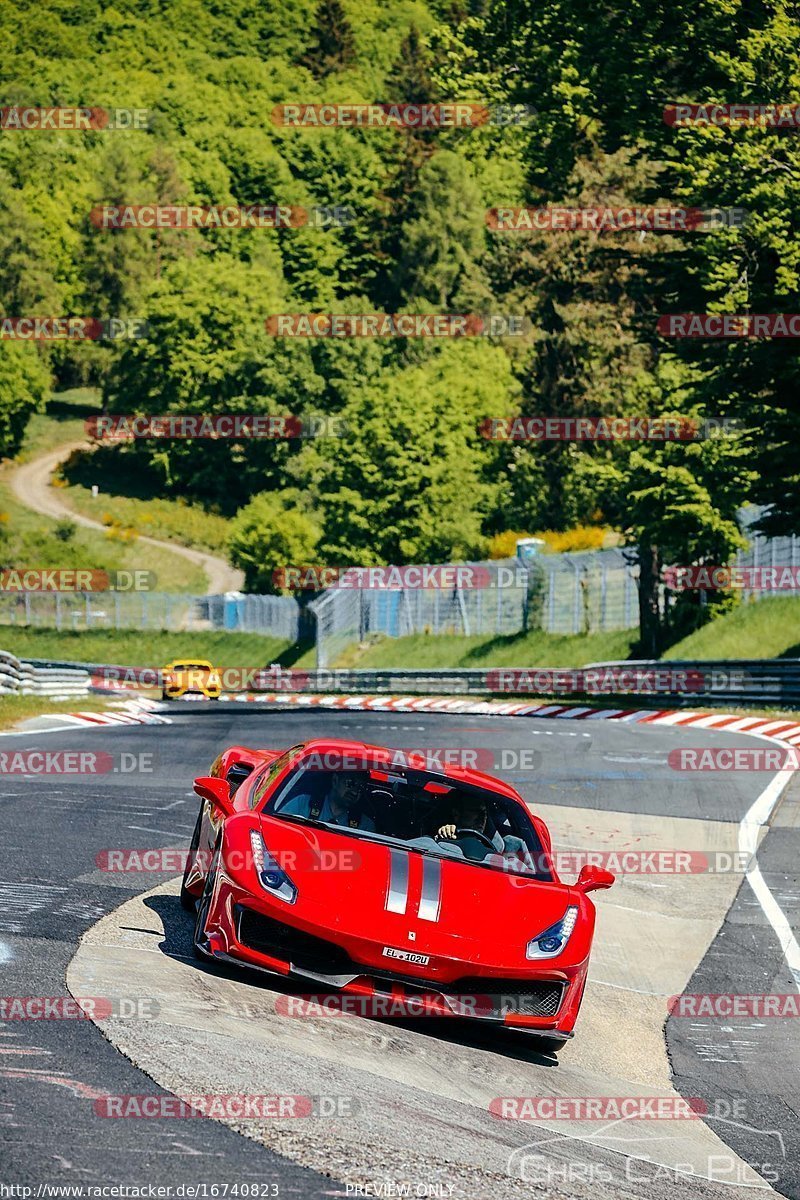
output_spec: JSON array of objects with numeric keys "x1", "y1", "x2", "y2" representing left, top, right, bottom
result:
[
  {"x1": 418, "y1": 857, "x2": 441, "y2": 922},
  {"x1": 386, "y1": 849, "x2": 409, "y2": 914}
]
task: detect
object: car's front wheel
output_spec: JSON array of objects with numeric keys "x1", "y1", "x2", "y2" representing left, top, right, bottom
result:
[
  {"x1": 180, "y1": 804, "x2": 204, "y2": 911},
  {"x1": 193, "y1": 838, "x2": 221, "y2": 960}
]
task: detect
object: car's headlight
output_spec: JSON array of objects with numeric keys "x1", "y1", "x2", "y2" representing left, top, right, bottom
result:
[
  {"x1": 249, "y1": 829, "x2": 297, "y2": 904},
  {"x1": 526, "y1": 906, "x2": 578, "y2": 959}
]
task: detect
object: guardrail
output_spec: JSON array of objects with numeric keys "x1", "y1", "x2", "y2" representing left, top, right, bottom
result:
[
  {"x1": 33, "y1": 656, "x2": 797, "y2": 709},
  {"x1": 0, "y1": 651, "x2": 23, "y2": 695},
  {"x1": 244, "y1": 661, "x2": 798, "y2": 707},
  {"x1": 0, "y1": 650, "x2": 91, "y2": 698}
]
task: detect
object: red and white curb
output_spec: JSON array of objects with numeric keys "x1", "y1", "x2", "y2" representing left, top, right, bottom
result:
[
  {"x1": 214, "y1": 690, "x2": 800, "y2": 744},
  {"x1": 54, "y1": 698, "x2": 171, "y2": 729}
]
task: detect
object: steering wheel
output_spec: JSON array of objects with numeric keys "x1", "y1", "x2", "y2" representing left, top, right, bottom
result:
[{"x1": 442, "y1": 827, "x2": 496, "y2": 852}]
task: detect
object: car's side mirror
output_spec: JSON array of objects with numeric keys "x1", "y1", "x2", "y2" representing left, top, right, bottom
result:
[
  {"x1": 575, "y1": 864, "x2": 615, "y2": 893},
  {"x1": 193, "y1": 775, "x2": 235, "y2": 818}
]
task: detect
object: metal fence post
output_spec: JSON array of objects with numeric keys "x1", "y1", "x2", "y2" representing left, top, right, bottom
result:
[{"x1": 600, "y1": 562, "x2": 607, "y2": 630}]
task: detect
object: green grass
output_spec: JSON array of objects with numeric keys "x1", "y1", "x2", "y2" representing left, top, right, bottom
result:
[
  {"x1": 664, "y1": 596, "x2": 800, "y2": 659},
  {"x1": 0, "y1": 628, "x2": 293, "y2": 667},
  {"x1": 0, "y1": 387, "x2": 209, "y2": 592},
  {"x1": 0, "y1": 476, "x2": 207, "y2": 593},
  {"x1": 336, "y1": 628, "x2": 637, "y2": 669},
  {"x1": 60, "y1": 446, "x2": 230, "y2": 555},
  {"x1": 16, "y1": 387, "x2": 101, "y2": 459},
  {"x1": 0, "y1": 692, "x2": 115, "y2": 731},
  {"x1": 330, "y1": 595, "x2": 800, "y2": 670}
]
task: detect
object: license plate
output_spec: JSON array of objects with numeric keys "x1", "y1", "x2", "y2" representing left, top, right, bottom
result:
[{"x1": 382, "y1": 946, "x2": 430, "y2": 966}]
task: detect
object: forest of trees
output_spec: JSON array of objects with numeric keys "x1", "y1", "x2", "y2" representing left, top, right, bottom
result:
[{"x1": 1, "y1": 0, "x2": 799, "y2": 649}]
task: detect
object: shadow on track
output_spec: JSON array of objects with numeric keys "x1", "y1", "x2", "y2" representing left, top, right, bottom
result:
[{"x1": 144, "y1": 891, "x2": 561, "y2": 1069}]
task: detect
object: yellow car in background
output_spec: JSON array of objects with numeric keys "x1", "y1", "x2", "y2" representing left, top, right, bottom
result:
[{"x1": 161, "y1": 659, "x2": 222, "y2": 701}]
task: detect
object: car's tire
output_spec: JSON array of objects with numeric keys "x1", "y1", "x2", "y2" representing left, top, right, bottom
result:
[
  {"x1": 193, "y1": 838, "x2": 221, "y2": 960},
  {"x1": 180, "y1": 804, "x2": 204, "y2": 912}
]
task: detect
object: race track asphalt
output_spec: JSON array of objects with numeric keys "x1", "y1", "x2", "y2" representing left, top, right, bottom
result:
[{"x1": 0, "y1": 706, "x2": 797, "y2": 1198}]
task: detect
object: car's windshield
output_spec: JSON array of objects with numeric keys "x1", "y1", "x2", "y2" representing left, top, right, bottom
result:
[
  {"x1": 249, "y1": 746, "x2": 305, "y2": 809},
  {"x1": 265, "y1": 762, "x2": 552, "y2": 880}
]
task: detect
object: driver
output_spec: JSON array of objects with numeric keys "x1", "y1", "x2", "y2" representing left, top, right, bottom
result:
[
  {"x1": 436, "y1": 796, "x2": 528, "y2": 860},
  {"x1": 436, "y1": 797, "x2": 502, "y2": 849}
]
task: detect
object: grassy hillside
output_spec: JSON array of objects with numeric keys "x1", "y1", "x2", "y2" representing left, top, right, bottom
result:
[
  {"x1": 329, "y1": 597, "x2": 800, "y2": 668},
  {"x1": 0, "y1": 628, "x2": 292, "y2": 668},
  {"x1": 0, "y1": 387, "x2": 249, "y2": 592},
  {"x1": 664, "y1": 596, "x2": 800, "y2": 661},
  {"x1": 335, "y1": 629, "x2": 636, "y2": 668}
]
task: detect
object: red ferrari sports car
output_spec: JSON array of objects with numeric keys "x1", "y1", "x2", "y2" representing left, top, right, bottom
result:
[{"x1": 181, "y1": 738, "x2": 614, "y2": 1049}]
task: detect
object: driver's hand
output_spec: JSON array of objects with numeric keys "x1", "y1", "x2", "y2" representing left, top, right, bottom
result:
[{"x1": 436, "y1": 823, "x2": 457, "y2": 840}]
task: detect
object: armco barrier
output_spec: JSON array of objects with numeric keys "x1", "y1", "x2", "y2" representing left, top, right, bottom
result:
[
  {"x1": 0, "y1": 650, "x2": 23, "y2": 695},
  {"x1": 70, "y1": 658, "x2": 800, "y2": 708},
  {"x1": 249, "y1": 661, "x2": 797, "y2": 707},
  {"x1": 19, "y1": 655, "x2": 800, "y2": 708},
  {"x1": 0, "y1": 650, "x2": 91, "y2": 699}
]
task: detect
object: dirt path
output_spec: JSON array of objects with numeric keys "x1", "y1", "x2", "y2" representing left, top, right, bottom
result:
[{"x1": 10, "y1": 441, "x2": 244, "y2": 595}]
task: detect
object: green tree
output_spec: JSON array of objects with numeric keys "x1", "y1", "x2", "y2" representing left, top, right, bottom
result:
[
  {"x1": 300, "y1": 0, "x2": 357, "y2": 77},
  {"x1": 103, "y1": 255, "x2": 323, "y2": 511},
  {"x1": 395, "y1": 150, "x2": 491, "y2": 309},
  {"x1": 385, "y1": 25, "x2": 437, "y2": 103},
  {"x1": 0, "y1": 342, "x2": 50, "y2": 459},
  {"x1": 229, "y1": 491, "x2": 322, "y2": 593},
  {"x1": 296, "y1": 340, "x2": 519, "y2": 564},
  {"x1": 593, "y1": 442, "x2": 751, "y2": 655}
]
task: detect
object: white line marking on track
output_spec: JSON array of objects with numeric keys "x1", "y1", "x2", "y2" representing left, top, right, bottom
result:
[
  {"x1": 737, "y1": 743, "x2": 800, "y2": 989},
  {"x1": 127, "y1": 825, "x2": 188, "y2": 837}
]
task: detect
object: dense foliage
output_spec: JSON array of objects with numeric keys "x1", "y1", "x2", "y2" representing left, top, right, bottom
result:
[{"x1": 1, "y1": 0, "x2": 798, "y2": 645}]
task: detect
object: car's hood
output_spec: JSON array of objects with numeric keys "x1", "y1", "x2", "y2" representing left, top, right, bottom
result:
[{"x1": 258, "y1": 815, "x2": 578, "y2": 963}]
